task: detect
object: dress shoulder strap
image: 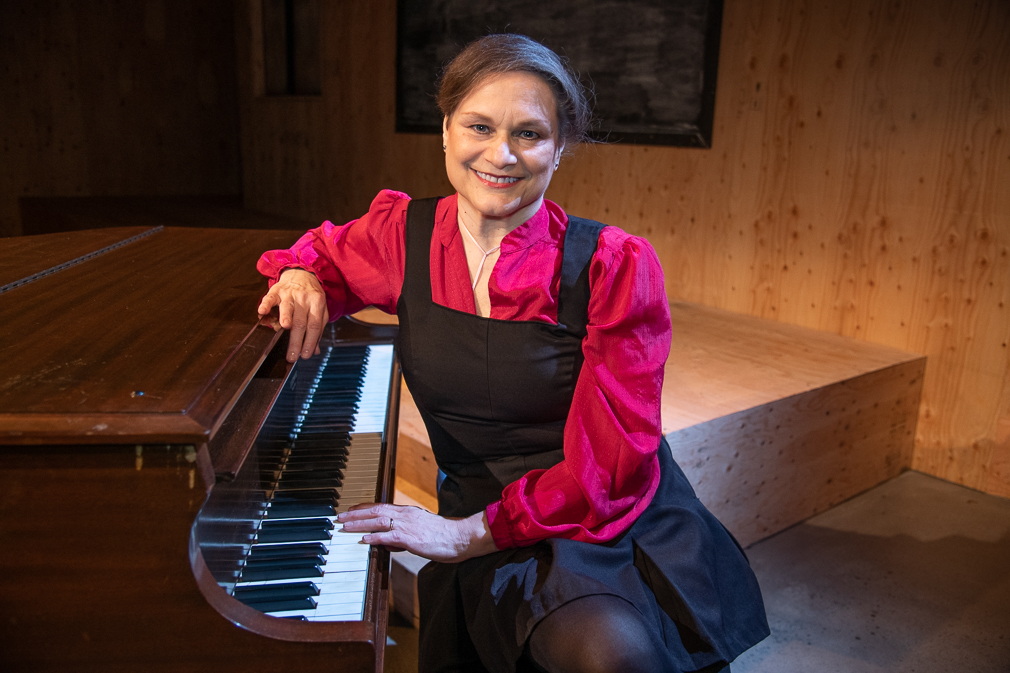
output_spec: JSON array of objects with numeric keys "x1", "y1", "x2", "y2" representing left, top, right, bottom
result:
[
  {"x1": 557, "y1": 215, "x2": 606, "y2": 336},
  {"x1": 403, "y1": 198, "x2": 604, "y2": 334},
  {"x1": 402, "y1": 197, "x2": 440, "y2": 301}
]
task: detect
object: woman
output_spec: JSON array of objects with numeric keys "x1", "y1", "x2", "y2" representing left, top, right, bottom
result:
[{"x1": 257, "y1": 34, "x2": 768, "y2": 673}]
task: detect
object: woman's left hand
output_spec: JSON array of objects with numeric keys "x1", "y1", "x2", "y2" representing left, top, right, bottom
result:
[{"x1": 337, "y1": 504, "x2": 497, "y2": 563}]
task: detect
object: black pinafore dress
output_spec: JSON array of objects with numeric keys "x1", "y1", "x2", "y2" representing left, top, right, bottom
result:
[{"x1": 395, "y1": 198, "x2": 769, "y2": 673}]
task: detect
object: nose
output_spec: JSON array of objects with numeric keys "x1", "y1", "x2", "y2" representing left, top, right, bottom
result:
[{"x1": 485, "y1": 135, "x2": 517, "y2": 168}]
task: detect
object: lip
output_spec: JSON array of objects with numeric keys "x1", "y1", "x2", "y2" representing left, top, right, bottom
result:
[{"x1": 472, "y1": 168, "x2": 522, "y2": 189}]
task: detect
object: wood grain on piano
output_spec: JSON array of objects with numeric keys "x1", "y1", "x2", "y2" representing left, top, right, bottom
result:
[
  {"x1": 0, "y1": 226, "x2": 298, "y2": 445},
  {"x1": 0, "y1": 227, "x2": 397, "y2": 672}
]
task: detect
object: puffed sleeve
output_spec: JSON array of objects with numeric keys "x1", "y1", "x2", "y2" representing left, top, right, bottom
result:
[
  {"x1": 256, "y1": 189, "x2": 410, "y2": 317},
  {"x1": 485, "y1": 228, "x2": 672, "y2": 548}
]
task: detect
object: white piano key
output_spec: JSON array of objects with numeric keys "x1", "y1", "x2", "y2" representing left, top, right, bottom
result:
[
  {"x1": 233, "y1": 343, "x2": 395, "y2": 623},
  {"x1": 350, "y1": 345, "x2": 393, "y2": 433}
]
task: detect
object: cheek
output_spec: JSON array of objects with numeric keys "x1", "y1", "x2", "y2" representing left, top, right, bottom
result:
[{"x1": 527, "y1": 147, "x2": 558, "y2": 178}]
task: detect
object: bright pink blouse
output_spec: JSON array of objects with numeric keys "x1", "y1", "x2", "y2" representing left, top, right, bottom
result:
[{"x1": 257, "y1": 190, "x2": 672, "y2": 550}]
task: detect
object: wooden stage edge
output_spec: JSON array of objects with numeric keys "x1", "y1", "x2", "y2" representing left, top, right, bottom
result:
[{"x1": 382, "y1": 301, "x2": 927, "y2": 548}]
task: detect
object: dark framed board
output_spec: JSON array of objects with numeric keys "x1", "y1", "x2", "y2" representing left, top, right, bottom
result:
[{"x1": 396, "y1": 0, "x2": 723, "y2": 148}]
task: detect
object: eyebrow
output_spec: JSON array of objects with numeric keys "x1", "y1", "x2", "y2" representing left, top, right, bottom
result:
[{"x1": 455, "y1": 111, "x2": 553, "y2": 130}]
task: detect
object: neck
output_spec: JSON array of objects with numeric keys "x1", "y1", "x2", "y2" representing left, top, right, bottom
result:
[{"x1": 456, "y1": 195, "x2": 544, "y2": 250}]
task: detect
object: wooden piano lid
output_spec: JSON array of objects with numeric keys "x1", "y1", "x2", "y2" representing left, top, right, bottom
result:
[{"x1": 0, "y1": 226, "x2": 303, "y2": 445}]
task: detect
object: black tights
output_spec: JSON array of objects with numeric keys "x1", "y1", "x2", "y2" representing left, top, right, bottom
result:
[{"x1": 518, "y1": 594, "x2": 671, "y2": 673}]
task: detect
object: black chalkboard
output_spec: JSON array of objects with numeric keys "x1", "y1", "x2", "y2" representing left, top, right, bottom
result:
[{"x1": 396, "y1": 0, "x2": 723, "y2": 147}]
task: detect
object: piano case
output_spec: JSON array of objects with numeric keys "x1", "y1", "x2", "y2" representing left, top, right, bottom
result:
[{"x1": 0, "y1": 226, "x2": 400, "y2": 673}]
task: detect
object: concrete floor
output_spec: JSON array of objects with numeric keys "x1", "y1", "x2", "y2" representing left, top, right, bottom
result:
[
  {"x1": 735, "y1": 471, "x2": 1010, "y2": 673},
  {"x1": 383, "y1": 471, "x2": 1010, "y2": 672}
]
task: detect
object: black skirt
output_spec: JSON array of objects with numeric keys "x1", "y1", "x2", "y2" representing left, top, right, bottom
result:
[{"x1": 417, "y1": 441, "x2": 770, "y2": 673}]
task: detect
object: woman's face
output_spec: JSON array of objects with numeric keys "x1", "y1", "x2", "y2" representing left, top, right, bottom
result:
[{"x1": 443, "y1": 71, "x2": 563, "y2": 228}]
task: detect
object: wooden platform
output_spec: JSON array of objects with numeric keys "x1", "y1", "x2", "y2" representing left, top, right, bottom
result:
[
  {"x1": 382, "y1": 302, "x2": 926, "y2": 546},
  {"x1": 661, "y1": 302, "x2": 925, "y2": 545}
]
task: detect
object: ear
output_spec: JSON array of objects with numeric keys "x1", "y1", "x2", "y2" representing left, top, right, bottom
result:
[{"x1": 442, "y1": 116, "x2": 449, "y2": 148}]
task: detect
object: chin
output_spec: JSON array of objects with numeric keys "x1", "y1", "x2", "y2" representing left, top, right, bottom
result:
[
  {"x1": 480, "y1": 199, "x2": 525, "y2": 219},
  {"x1": 467, "y1": 191, "x2": 523, "y2": 215}
]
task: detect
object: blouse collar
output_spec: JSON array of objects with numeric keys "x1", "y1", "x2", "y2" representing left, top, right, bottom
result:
[{"x1": 436, "y1": 194, "x2": 566, "y2": 254}]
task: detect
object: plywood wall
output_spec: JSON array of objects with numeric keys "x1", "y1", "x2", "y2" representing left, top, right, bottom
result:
[
  {"x1": 233, "y1": 0, "x2": 451, "y2": 225},
  {"x1": 236, "y1": 0, "x2": 1010, "y2": 498},
  {"x1": 554, "y1": 0, "x2": 1010, "y2": 498},
  {"x1": 0, "y1": 1, "x2": 241, "y2": 238}
]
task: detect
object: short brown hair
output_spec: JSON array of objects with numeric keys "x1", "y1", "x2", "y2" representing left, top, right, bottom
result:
[{"x1": 437, "y1": 34, "x2": 593, "y2": 152}]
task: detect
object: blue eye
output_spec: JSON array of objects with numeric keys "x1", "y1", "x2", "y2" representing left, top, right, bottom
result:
[
  {"x1": 471, "y1": 124, "x2": 490, "y2": 133},
  {"x1": 518, "y1": 130, "x2": 540, "y2": 140}
]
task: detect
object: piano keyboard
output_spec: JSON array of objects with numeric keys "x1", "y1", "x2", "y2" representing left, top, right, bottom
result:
[{"x1": 224, "y1": 343, "x2": 395, "y2": 622}]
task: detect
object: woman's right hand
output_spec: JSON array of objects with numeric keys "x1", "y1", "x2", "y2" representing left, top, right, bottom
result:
[{"x1": 257, "y1": 268, "x2": 330, "y2": 363}]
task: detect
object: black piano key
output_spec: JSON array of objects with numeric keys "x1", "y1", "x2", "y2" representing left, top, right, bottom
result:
[
  {"x1": 288, "y1": 445, "x2": 351, "y2": 454},
  {"x1": 268, "y1": 498, "x2": 339, "y2": 511},
  {"x1": 287, "y1": 440, "x2": 351, "y2": 450},
  {"x1": 273, "y1": 483, "x2": 343, "y2": 494},
  {"x1": 240, "y1": 566, "x2": 325, "y2": 582},
  {"x1": 239, "y1": 597, "x2": 318, "y2": 613},
  {"x1": 269, "y1": 488, "x2": 340, "y2": 503},
  {"x1": 256, "y1": 526, "x2": 333, "y2": 540},
  {"x1": 292, "y1": 424, "x2": 354, "y2": 434},
  {"x1": 260, "y1": 517, "x2": 334, "y2": 532},
  {"x1": 263, "y1": 462, "x2": 348, "y2": 479},
  {"x1": 244, "y1": 553, "x2": 323, "y2": 569},
  {"x1": 256, "y1": 528, "x2": 332, "y2": 544},
  {"x1": 244, "y1": 555, "x2": 326, "y2": 570},
  {"x1": 233, "y1": 582, "x2": 320, "y2": 602},
  {"x1": 288, "y1": 441, "x2": 351, "y2": 451},
  {"x1": 265, "y1": 502, "x2": 336, "y2": 518},
  {"x1": 256, "y1": 519, "x2": 333, "y2": 543},
  {"x1": 279, "y1": 460, "x2": 348, "y2": 472},
  {"x1": 277, "y1": 469, "x2": 344, "y2": 482},
  {"x1": 247, "y1": 543, "x2": 328, "y2": 560},
  {"x1": 274, "y1": 478, "x2": 344, "y2": 491},
  {"x1": 300, "y1": 406, "x2": 359, "y2": 415}
]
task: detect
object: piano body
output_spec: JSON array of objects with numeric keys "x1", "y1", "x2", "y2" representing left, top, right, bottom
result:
[{"x1": 0, "y1": 226, "x2": 400, "y2": 672}]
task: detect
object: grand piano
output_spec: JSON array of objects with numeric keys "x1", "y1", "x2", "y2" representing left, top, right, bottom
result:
[{"x1": 0, "y1": 226, "x2": 401, "y2": 672}]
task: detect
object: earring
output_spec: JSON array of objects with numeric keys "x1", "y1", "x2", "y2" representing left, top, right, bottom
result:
[
  {"x1": 442, "y1": 144, "x2": 447, "y2": 150},
  {"x1": 554, "y1": 162, "x2": 559, "y2": 169}
]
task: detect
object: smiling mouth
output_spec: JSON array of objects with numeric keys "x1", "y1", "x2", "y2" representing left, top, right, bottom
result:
[{"x1": 474, "y1": 169, "x2": 520, "y2": 185}]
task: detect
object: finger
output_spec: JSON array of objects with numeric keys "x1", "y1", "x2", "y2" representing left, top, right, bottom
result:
[
  {"x1": 257, "y1": 289, "x2": 280, "y2": 316},
  {"x1": 361, "y1": 529, "x2": 407, "y2": 548},
  {"x1": 278, "y1": 296, "x2": 295, "y2": 330},
  {"x1": 300, "y1": 297, "x2": 327, "y2": 359},
  {"x1": 340, "y1": 514, "x2": 394, "y2": 533},
  {"x1": 286, "y1": 302, "x2": 311, "y2": 363}
]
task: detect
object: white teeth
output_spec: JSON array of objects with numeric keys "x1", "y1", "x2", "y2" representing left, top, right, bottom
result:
[{"x1": 475, "y1": 170, "x2": 519, "y2": 184}]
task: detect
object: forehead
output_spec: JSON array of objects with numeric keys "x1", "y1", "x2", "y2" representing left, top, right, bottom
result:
[{"x1": 455, "y1": 71, "x2": 558, "y2": 122}]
